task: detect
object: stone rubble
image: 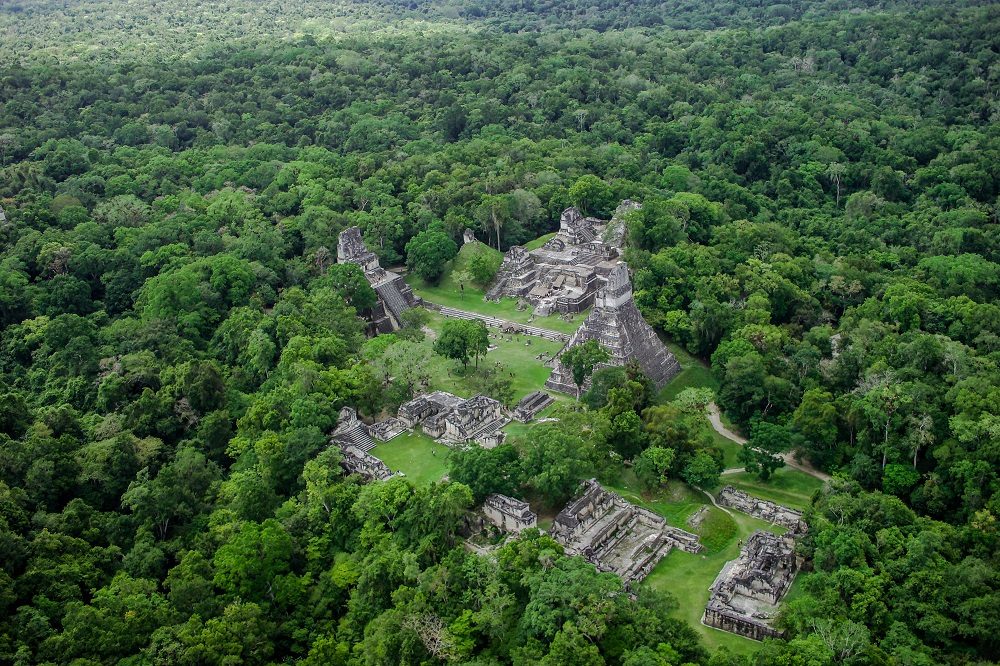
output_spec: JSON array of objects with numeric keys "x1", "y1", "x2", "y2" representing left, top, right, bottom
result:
[
  {"x1": 703, "y1": 530, "x2": 799, "y2": 641},
  {"x1": 551, "y1": 479, "x2": 702, "y2": 587},
  {"x1": 399, "y1": 390, "x2": 511, "y2": 447},
  {"x1": 486, "y1": 206, "x2": 624, "y2": 316},
  {"x1": 512, "y1": 390, "x2": 555, "y2": 422},
  {"x1": 717, "y1": 486, "x2": 808, "y2": 535}
]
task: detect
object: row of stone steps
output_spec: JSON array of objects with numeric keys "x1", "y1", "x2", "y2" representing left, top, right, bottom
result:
[{"x1": 432, "y1": 304, "x2": 571, "y2": 342}]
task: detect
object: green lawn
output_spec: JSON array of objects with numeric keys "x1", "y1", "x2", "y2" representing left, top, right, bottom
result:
[
  {"x1": 599, "y1": 475, "x2": 784, "y2": 655},
  {"x1": 407, "y1": 241, "x2": 587, "y2": 334},
  {"x1": 710, "y1": 427, "x2": 744, "y2": 469},
  {"x1": 370, "y1": 431, "x2": 451, "y2": 487},
  {"x1": 657, "y1": 338, "x2": 720, "y2": 402},
  {"x1": 723, "y1": 468, "x2": 824, "y2": 512},
  {"x1": 422, "y1": 311, "x2": 566, "y2": 403},
  {"x1": 523, "y1": 233, "x2": 555, "y2": 250}
]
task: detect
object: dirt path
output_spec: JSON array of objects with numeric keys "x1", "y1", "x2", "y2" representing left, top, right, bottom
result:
[
  {"x1": 707, "y1": 403, "x2": 832, "y2": 482},
  {"x1": 694, "y1": 485, "x2": 733, "y2": 516}
]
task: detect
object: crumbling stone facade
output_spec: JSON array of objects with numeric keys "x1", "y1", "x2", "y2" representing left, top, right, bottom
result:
[
  {"x1": 717, "y1": 486, "x2": 808, "y2": 535},
  {"x1": 338, "y1": 445, "x2": 394, "y2": 481},
  {"x1": 486, "y1": 206, "x2": 626, "y2": 316},
  {"x1": 337, "y1": 226, "x2": 420, "y2": 332},
  {"x1": 703, "y1": 530, "x2": 798, "y2": 641},
  {"x1": 483, "y1": 494, "x2": 537, "y2": 532},
  {"x1": 545, "y1": 262, "x2": 681, "y2": 393},
  {"x1": 331, "y1": 407, "x2": 376, "y2": 452},
  {"x1": 512, "y1": 390, "x2": 555, "y2": 422},
  {"x1": 551, "y1": 479, "x2": 702, "y2": 586},
  {"x1": 369, "y1": 417, "x2": 407, "y2": 442},
  {"x1": 330, "y1": 407, "x2": 394, "y2": 481},
  {"x1": 399, "y1": 391, "x2": 510, "y2": 447}
]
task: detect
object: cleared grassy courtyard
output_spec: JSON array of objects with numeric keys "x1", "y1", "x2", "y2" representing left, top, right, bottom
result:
[
  {"x1": 602, "y1": 475, "x2": 786, "y2": 655},
  {"x1": 370, "y1": 431, "x2": 451, "y2": 487},
  {"x1": 421, "y1": 311, "x2": 566, "y2": 404},
  {"x1": 723, "y1": 468, "x2": 824, "y2": 512},
  {"x1": 405, "y1": 241, "x2": 587, "y2": 334}
]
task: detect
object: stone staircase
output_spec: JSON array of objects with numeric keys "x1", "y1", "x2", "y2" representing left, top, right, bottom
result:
[
  {"x1": 375, "y1": 279, "x2": 411, "y2": 327},
  {"x1": 469, "y1": 416, "x2": 508, "y2": 442},
  {"x1": 335, "y1": 424, "x2": 376, "y2": 453}
]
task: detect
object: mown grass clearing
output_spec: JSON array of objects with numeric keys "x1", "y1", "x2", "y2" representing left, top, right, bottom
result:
[
  {"x1": 421, "y1": 311, "x2": 565, "y2": 404},
  {"x1": 723, "y1": 468, "x2": 824, "y2": 512},
  {"x1": 370, "y1": 431, "x2": 451, "y2": 487},
  {"x1": 406, "y1": 241, "x2": 587, "y2": 334},
  {"x1": 599, "y1": 473, "x2": 782, "y2": 655}
]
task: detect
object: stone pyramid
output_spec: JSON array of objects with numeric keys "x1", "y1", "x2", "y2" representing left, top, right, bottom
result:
[
  {"x1": 337, "y1": 226, "x2": 419, "y2": 333},
  {"x1": 545, "y1": 262, "x2": 681, "y2": 394}
]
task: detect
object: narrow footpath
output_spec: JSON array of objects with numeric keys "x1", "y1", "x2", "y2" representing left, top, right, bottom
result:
[{"x1": 707, "y1": 402, "x2": 832, "y2": 482}]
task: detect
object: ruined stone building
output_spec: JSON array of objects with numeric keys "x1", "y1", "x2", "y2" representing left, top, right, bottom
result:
[
  {"x1": 331, "y1": 407, "x2": 376, "y2": 452},
  {"x1": 703, "y1": 530, "x2": 798, "y2": 641},
  {"x1": 398, "y1": 391, "x2": 510, "y2": 447},
  {"x1": 337, "y1": 226, "x2": 420, "y2": 333},
  {"x1": 486, "y1": 204, "x2": 638, "y2": 316},
  {"x1": 551, "y1": 479, "x2": 702, "y2": 586},
  {"x1": 717, "y1": 486, "x2": 808, "y2": 535},
  {"x1": 482, "y1": 494, "x2": 537, "y2": 533},
  {"x1": 338, "y1": 445, "x2": 395, "y2": 481},
  {"x1": 330, "y1": 407, "x2": 395, "y2": 481},
  {"x1": 545, "y1": 263, "x2": 681, "y2": 394},
  {"x1": 512, "y1": 390, "x2": 555, "y2": 422}
]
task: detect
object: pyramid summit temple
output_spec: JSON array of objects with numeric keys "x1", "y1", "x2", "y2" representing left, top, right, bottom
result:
[{"x1": 545, "y1": 262, "x2": 681, "y2": 394}]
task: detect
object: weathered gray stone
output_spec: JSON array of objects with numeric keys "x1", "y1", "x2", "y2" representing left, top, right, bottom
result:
[
  {"x1": 703, "y1": 530, "x2": 798, "y2": 641},
  {"x1": 545, "y1": 262, "x2": 681, "y2": 393},
  {"x1": 399, "y1": 391, "x2": 510, "y2": 446},
  {"x1": 717, "y1": 486, "x2": 808, "y2": 535},
  {"x1": 551, "y1": 479, "x2": 702, "y2": 587},
  {"x1": 512, "y1": 390, "x2": 555, "y2": 422},
  {"x1": 330, "y1": 407, "x2": 394, "y2": 481},
  {"x1": 337, "y1": 226, "x2": 420, "y2": 332},
  {"x1": 370, "y1": 417, "x2": 407, "y2": 442},
  {"x1": 483, "y1": 494, "x2": 537, "y2": 532},
  {"x1": 331, "y1": 407, "x2": 375, "y2": 452},
  {"x1": 486, "y1": 206, "x2": 621, "y2": 316}
]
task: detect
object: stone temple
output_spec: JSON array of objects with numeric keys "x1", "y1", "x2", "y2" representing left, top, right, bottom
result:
[
  {"x1": 545, "y1": 262, "x2": 681, "y2": 394},
  {"x1": 703, "y1": 530, "x2": 799, "y2": 641},
  {"x1": 330, "y1": 407, "x2": 394, "y2": 481},
  {"x1": 551, "y1": 479, "x2": 702, "y2": 587},
  {"x1": 398, "y1": 391, "x2": 510, "y2": 448},
  {"x1": 482, "y1": 494, "x2": 537, "y2": 533},
  {"x1": 486, "y1": 202, "x2": 639, "y2": 316},
  {"x1": 337, "y1": 226, "x2": 420, "y2": 333}
]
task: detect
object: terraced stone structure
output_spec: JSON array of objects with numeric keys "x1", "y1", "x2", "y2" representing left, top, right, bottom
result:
[
  {"x1": 512, "y1": 390, "x2": 555, "y2": 422},
  {"x1": 399, "y1": 391, "x2": 510, "y2": 447},
  {"x1": 717, "y1": 486, "x2": 808, "y2": 535},
  {"x1": 703, "y1": 530, "x2": 798, "y2": 641},
  {"x1": 545, "y1": 262, "x2": 681, "y2": 394},
  {"x1": 551, "y1": 479, "x2": 702, "y2": 586},
  {"x1": 331, "y1": 407, "x2": 376, "y2": 452},
  {"x1": 337, "y1": 226, "x2": 419, "y2": 333},
  {"x1": 483, "y1": 494, "x2": 537, "y2": 533},
  {"x1": 330, "y1": 408, "x2": 394, "y2": 481},
  {"x1": 486, "y1": 205, "x2": 630, "y2": 316}
]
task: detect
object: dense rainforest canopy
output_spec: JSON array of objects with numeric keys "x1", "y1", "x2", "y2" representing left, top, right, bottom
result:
[{"x1": 0, "y1": 0, "x2": 998, "y2": 664}]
